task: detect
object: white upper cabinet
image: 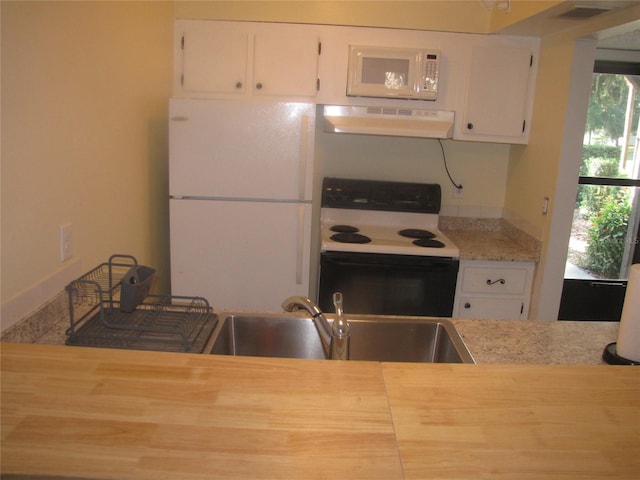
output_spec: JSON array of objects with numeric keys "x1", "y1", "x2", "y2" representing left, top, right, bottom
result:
[
  {"x1": 455, "y1": 43, "x2": 538, "y2": 144},
  {"x1": 174, "y1": 20, "x2": 320, "y2": 100},
  {"x1": 253, "y1": 33, "x2": 320, "y2": 97},
  {"x1": 179, "y1": 23, "x2": 248, "y2": 95},
  {"x1": 173, "y1": 20, "x2": 540, "y2": 144}
]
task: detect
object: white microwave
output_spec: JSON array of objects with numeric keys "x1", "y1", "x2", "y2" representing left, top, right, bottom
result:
[{"x1": 347, "y1": 45, "x2": 440, "y2": 101}]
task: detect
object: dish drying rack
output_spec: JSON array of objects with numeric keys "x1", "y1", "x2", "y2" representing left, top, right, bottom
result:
[{"x1": 65, "y1": 254, "x2": 217, "y2": 353}]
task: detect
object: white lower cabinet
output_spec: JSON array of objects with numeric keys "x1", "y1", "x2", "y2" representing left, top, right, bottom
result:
[{"x1": 454, "y1": 260, "x2": 535, "y2": 320}]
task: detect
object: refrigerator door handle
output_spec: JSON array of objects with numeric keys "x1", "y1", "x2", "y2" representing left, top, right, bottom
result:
[
  {"x1": 298, "y1": 114, "x2": 309, "y2": 201},
  {"x1": 296, "y1": 204, "x2": 305, "y2": 285}
]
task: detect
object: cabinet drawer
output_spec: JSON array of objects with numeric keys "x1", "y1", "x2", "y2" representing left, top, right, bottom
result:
[
  {"x1": 460, "y1": 267, "x2": 528, "y2": 294},
  {"x1": 457, "y1": 297, "x2": 524, "y2": 320}
]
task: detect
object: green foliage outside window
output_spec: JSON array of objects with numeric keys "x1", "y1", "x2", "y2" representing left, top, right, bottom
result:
[
  {"x1": 572, "y1": 73, "x2": 637, "y2": 279},
  {"x1": 579, "y1": 151, "x2": 626, "y2": 215},
  {"x1": 583, "y1": 192, "x2": 631, "y2": 278},
  {"x1": 577, "y1": 147, "x2": 630, "y2": 279},
  {"x1": 586, "y1": 74, "x2": 639, "y2": 144}
]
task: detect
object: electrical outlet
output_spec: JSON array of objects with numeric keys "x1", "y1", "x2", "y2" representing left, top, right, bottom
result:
[
  {"x1": 60, "y1": 223, "x2": 73, "y2": 261},
  {"x1": 452, "y1": 185, "x2": 464, "y2": 199}
]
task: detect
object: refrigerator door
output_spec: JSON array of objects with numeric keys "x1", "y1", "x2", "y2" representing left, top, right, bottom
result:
[
  {"x1": 170, "y1": 199, "x2": 312, "y2": 311},
  {"x1": 169, "y1": 99, "x2": 315, "y2": 201}
]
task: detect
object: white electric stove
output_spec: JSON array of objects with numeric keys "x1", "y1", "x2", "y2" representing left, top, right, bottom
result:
[
  {"x1": 321, "y1": 208, "x2": 459, "y2": 258},
  {"x1": 318, "y1": 177, "x2": 460, "y2": 317}
]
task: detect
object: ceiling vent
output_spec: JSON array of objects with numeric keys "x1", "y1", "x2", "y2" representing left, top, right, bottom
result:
[{"x1": 556, "y1": 6, "x2": 611, "y2": 20}]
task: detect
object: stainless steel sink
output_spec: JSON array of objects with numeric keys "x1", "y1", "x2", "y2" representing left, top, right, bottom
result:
[{"x1": 208, "y1": 314, "x2": 474, "y2": 363}]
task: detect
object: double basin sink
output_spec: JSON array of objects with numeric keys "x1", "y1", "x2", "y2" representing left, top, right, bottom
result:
[{"x1": 207, "y1": 313, "x2": 474, "y2": 363}]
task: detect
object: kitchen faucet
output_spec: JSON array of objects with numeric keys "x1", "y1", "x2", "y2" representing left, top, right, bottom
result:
[{"x1": 281, "y1": 294, "x2": 350, "y2": 360}]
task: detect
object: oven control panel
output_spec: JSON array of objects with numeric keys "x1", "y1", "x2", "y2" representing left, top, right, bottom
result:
[{"x1": 321, "y1": 177, "x2": 441, "y2": 213}]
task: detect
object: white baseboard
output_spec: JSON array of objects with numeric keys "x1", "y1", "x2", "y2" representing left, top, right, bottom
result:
[{"x1": 1, "y1": 258, "x2": 82, "y2": 332}]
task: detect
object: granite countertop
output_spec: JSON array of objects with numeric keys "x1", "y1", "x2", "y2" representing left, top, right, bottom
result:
[
  {"x1": 441, "y1": 217, "x2": 541, "y2": 262},
  {"x1": 2, "y1": 292, "x2": 620, "y2": 366},
  {"x1": 452, "y1": 318, "x2": 619, "y2": 365},
  {"x1": 32, "y1": 318, "x2": 622, "y2": 365}
]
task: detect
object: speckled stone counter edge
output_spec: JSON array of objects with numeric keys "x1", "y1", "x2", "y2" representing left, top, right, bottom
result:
[
  {"x1": 440, "y1": 216, "x2": 541, "y2": 262},
  {"x1": 451, "y1": 318, "x2": 619, "y2": 365},
  {"x1": 2, "y1": 295, "x2": 619, "y2": 365},
  {"x1": 1, "y1": 291, "x2": 69, "y2": 345}
]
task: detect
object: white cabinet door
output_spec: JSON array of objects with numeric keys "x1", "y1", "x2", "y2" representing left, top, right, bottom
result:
[
  {"x1": 175, "y1": 20, "x2": 319, "y2": 99},
  {"x1": 457, "y1": 46, "x2": 533, "y2": 143},
  {"x1": 253, "y1": 32, "x2": 319, "y2": 97},
  {"x1": 170, "y1": 200, "x2": 312, "y2": 311},
  {"x1": 179, "y1": 24, "x2": 248, "y2": 96},
  {"x1": 454, "y1": 260, "x2": 535, "y2": 320}
]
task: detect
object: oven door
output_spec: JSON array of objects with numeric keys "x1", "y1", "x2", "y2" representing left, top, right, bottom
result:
[{"x1": 318, "y1": 251, "x2": 459, "y2": 317}]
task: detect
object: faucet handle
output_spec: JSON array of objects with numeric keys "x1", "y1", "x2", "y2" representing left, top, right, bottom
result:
[
  {"x1": 332, "y1": 292, "x2": 349, "y2": 337},
  {"x1": 333, "y1": 292, "x2": 343, "y2": 312}
]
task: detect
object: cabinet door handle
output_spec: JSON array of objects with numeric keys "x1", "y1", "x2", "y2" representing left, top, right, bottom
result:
[
  {"x1": 235, "y1": 81, "x2": 243, "y2": 89},
  {"x1": 464, "y1": 303, "x2": 471, "y2": 309},
  {"x1": 466, "y1": 122, "x2": 474, "y2": 130},
  {"x1": 255, "y1": 82, "x2": 263, "y2": 90},
  {"x1": 487, "y1": 278, "x2": 506, "y2": 286}
]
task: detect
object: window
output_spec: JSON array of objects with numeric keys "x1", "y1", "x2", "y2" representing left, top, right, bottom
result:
[{"x1": 565, "y1": 64, "x2": 640, "y2": 282}]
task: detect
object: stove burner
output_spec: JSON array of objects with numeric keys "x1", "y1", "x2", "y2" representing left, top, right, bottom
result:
[
  {"x1": 330, "y1": 225, "x2": 359, "y2": 233},
  {"x1": 331, "y1": 233, "x2": 371, "y2": 244},
  {"x1": 412, "y1": 238, "x2": 445, "y2": 248},
  {"x1": 398, "y1": 228, "x2": 436, "y2": 239}
]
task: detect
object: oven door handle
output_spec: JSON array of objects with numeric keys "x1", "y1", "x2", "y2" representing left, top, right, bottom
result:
[{"x1": 323, "y1": 256, "x2": 457, "y2": 271}]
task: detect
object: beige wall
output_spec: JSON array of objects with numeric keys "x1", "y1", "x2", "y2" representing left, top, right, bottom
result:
[
  {"x1": 1, "y1": 1, "x2": 174, "y2": 328},
  {"x1": 174, "y1": 0, "x2": 493, "y2": 33},
  {"x1": 503, "y1": 3, "x2": 640, "y2": 319},
  {"x1": 504, "y1": 1, "x2": 640, "y2": 236},
  {"x1": 172, "y1": 0, "x2": 569, "y2": 36},
  {"x1": 505, "y1": 37, "x2": 575, "y2": 231},
  {"x1": 315, "y1": 128, "x2": 510, "y2": 216},
  {"x1": 505, "y1": 36, "x2": 579, "y2": 320},
  {"x1": 2, "y1": 0, "x2": 638, "y2": 329},
  {"x1": 0, "y1": 0, "x2": 508, "y2": 330}
]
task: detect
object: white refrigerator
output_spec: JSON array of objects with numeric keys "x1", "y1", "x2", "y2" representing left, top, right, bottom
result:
[{"x1": 169, "y1": 98, "x2": 315, "y2": 310}]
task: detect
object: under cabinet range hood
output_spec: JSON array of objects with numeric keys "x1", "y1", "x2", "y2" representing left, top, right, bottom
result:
[{"x1": 323, "y1": 105, "x2": 454, "y2": 139}]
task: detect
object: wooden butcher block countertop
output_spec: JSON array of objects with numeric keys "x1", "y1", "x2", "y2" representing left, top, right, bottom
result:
[
  {"x1": 2, "y1": 343, "x2": 639, "y2": 480},
  {"x1": 383, "y1": 363, "x2": 639, "y2": 479}
]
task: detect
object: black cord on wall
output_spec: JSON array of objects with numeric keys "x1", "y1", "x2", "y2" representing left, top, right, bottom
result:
[{"x1": 438, "y1": 139, "x2": 463, "y2": 190}]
